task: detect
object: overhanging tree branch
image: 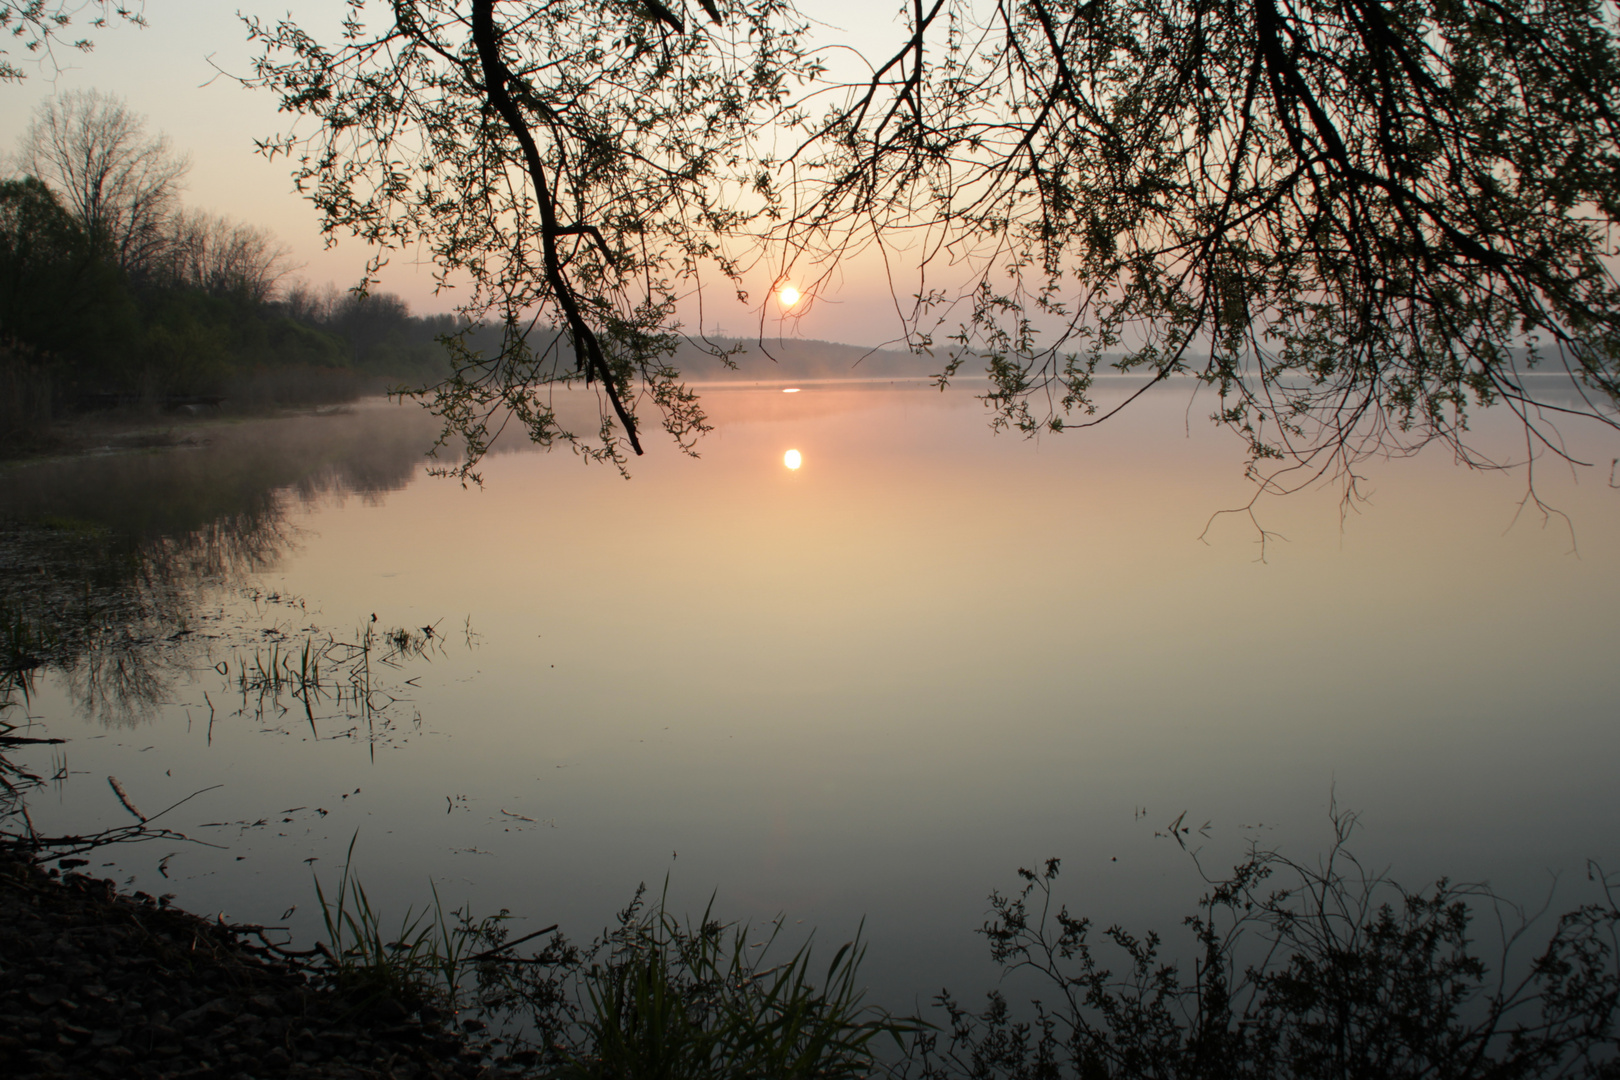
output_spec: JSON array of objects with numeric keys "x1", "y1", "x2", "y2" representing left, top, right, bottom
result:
[
  {"x1": 470, "y1": 0, "x2": 643, "y2": 453},
  {"x1": 246, "y1": 0, "x2": 1620, "y2": 493},
  {"x1": 781, "y1": 0, "x2": 1620, "y2": 490}
]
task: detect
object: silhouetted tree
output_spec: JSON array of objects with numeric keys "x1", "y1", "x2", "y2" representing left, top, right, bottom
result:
[
  {"x1": 18, "y1": 89, "x2": 188, "y2": 275},
  {"x1": 247, "y1": 0, "x2": 1620, "y2": 483},
  {"x1": 158, "y1": 209, "x2": 291, "y2": 303},
  {"x1": 0, "y1": 176, "x2": 135, "y2": 376},
  {"x1": 246, "y1": 0, "x2": 814, "y2": 476},
  {"x1": 792, "y1": 0, "x2": 1620, "y2": 494}
]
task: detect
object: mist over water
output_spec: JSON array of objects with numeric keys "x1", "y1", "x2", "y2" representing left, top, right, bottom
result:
[{"x1": 3, "y1": 385, "x2": 1619, "y2": 1008}]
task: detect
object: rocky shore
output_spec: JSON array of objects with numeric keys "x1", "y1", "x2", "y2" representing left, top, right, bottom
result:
[{"x1": 0, "y1": 845, "x2": 498, "y2": 1080}]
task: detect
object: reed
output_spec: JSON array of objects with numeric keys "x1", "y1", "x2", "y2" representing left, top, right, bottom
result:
[
  {"x1": 312, "y1": 834, "x2": 475, "y2": 1013},
  {"x1": 308, "y1": 849, "x2": 913, "y2": 1078},
  {"x1": 1, "y1": 598, "x2": 53, "y2": 665},
  {"x1": 230, "y1": 620, "x2": 441, "y2": 735},
  {"x1": 558, "y1": 887, "x2": 910, "y2": 1080}
]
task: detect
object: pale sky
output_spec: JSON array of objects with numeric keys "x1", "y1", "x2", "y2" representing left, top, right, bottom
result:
[{"x1": 0, "y1": 0, "x2": 922, "y2": 347}]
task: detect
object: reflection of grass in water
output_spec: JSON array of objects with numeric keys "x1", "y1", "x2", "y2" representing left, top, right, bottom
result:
[
  {"x1": 1, "y1": 604, "x2": 54, "y2": 685},
  {"x1": 0, "y1": 506, "x2": 452, "y2": 736},
  {"x1": 0, "y1": 520, "x2": 447, "y2": 734},
  {"x1": 228, "y1": 621, "x2": 444, "y2": 742}
]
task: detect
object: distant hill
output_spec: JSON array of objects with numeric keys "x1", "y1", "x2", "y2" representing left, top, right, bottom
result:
[
  {"x1": 668, "y1": 337, "x2": 1154, "y2": 383},
  {"x1": 671, "y1": 337, "x2": 947, "y2": 382},
  {"x1": 650, "y1": 337, "x2": 1616, "y2": 412}
]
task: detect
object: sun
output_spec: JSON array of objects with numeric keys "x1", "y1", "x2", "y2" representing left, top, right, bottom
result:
[
  {"x1": 778, "y1": 285, "x2": 801, "y2": 307},
  {"x1": 783, "y1": 449, "x2": 802, "y2": 470}
]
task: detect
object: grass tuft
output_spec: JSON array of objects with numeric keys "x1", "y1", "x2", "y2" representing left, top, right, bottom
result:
[
  {"x1": 558, "y1": 884, "x2": 912, "y2": 1080},
  {"x1": 310, "y1": 846, "x2": 914, "y2": 1076}
]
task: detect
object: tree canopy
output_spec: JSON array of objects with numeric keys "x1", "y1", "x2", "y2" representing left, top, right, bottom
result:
[
  {"x1": 245, "y1": 0, "x2": 1620, "y2": 486},
  {"x1": 0, "y1": 1, "x2": 144, "y2": 81},
  {"x1": 19, "y1": 89, "x2": 190, "y2": 275}
]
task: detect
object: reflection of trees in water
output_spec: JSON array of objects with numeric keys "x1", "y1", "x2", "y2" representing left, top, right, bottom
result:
[
  {"x1": 0, "y1": 403, "x2": 439, "y2": 725},
  {"x1": 0, "y1": 403, "x2": 437, "y2": 532},
  {"x1": 2, "y1": 503, "x2": 295, "y2": 726}
]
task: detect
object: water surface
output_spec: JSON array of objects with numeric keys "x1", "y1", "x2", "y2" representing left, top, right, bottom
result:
[{"x1": 4, "y1": 384, "x2": 1618, "y2": 1008}]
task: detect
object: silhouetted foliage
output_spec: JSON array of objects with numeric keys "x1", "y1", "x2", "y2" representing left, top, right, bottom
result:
[
  {"x1": 0, "y1": 1, "x2": 144, "y2": 82},
  {"x1": 0, "y1": 176, "x2": 136, "y2": 373},
  {"x1": 246, "y1": 0, "x2": 1620, "y2": 490},
  {"x1": 897, "y1": 815, "x2": 1620, "y2": 1080},
  {"x1": 245, "y1": 0, "x2": 817, "y2": 475},
  {"x1": 0, "y1": 91, "x2": 484, "y2": 428},
  {"x1": 314, "y1": 287, "x2": 469, "y2": 378},
  {"x1": 792, "y1": 0, "x2": 1620, "y2": 496},
  {"x1": 155, "y1": 208, "x2": 290, "y2": 303}
]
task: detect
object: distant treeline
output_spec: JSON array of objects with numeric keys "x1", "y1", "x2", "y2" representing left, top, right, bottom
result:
[
  {"x1": 0, "y1": 176, "x2": 466, "y2": 431},
  {"x1": 0, "y1": 89, "x2": 481, "y2": 447}
]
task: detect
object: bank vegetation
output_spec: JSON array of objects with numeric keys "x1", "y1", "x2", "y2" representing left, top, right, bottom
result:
[{"x1": 0, "y1": 90, "x2": 471, "y2": 456}]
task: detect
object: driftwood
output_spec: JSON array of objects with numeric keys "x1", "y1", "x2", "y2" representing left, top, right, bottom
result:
[
  {"x1": 2, "y1": 782, "x2": 226, "y2": 857},
  {"x1": 2, "y1": 722, "x2": 224, "y2": 858}
]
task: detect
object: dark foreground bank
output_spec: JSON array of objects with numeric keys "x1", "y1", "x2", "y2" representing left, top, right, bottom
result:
[{"x1": 0, "y1": 844, "x2": 495, "y2": 1080}]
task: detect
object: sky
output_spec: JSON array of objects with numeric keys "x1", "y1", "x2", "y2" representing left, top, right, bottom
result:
[{"x1": 0, "y1": 0, "x2": 922, "y2": 346}]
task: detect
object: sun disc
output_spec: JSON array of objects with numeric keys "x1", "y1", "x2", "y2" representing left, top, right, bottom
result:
[
  {"x1": 783, "y1": 449, "x2": 802, "y2": 470},
  {"x1": 779, "y1": 286, "x2": 801, "y2": 307}
]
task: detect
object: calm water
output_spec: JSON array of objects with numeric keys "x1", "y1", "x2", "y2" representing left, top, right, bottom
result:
[{"x1": 4, "y1": 382, "x2": 1619, "y2": 1008}]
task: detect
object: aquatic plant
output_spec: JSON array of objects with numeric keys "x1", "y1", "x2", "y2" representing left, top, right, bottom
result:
[
  {"x1": 229, "y1": 619, "x2": 443, "y2": 738},
  {"x1": 0, "y1": 602, "x2": 51, "y2": 697},
  {"x1": 898, "y1": 811, "x2": 1620, "y2": 1080}
]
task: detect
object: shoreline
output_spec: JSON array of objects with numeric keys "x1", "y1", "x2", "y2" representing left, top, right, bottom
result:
[
  {"x1": 0, "y1": 842, "x2": 502, "y2": 1079},
  {"x1": 0, "y1": 402, "x2": 374, "y2": 470}
]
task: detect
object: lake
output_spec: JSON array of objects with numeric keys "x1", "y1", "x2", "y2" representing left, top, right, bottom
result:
[{"x1": 3, "y1": 379, "x2": 1619, "y2": 1011}]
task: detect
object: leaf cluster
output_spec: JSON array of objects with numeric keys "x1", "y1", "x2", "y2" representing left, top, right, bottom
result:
[{"x1": 0, "y1": 1, "x2": 145, "y2": 81}]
